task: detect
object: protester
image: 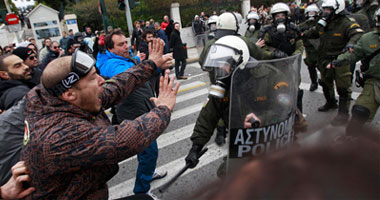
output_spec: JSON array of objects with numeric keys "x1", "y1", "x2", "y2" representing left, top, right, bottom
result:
[
  {"x1": 192, "y1": 15, "x2": 206, "y2": 47},
  {"x1": 96, "y1": 30, "x2": 144, "y2": 78},
  {"x1": 165, "y1": 19, "x2": 174, "y2": 41},
  {"x1": 21, "y1": 38, "x2": 179, "y2": 199},
  {"x1": 64, "y1": 38, "x2": 80, "y2": 56},
  {"x1": 0, "y1": 54, "x2": 34, "y2": 110},
  {"x1": 131, "y1": 21, "x2": 144, "y2": 53},
  {"x1": 38, "y1": 38, "x2": 51, "y2": 62},
  {"x1": 161, "y1": 15, "x2": 169, "y2": 31},
  {"x1": 12, "y1": 47, "x2": 41, "y2": 85},
  {"x1": 99, "y1": 29, "x2": 168, "y2": 197},
  {"x1": 40, "y1": 41, "x2": 61, "y2": 71},
  {"x1": 170, "y1": 22, "x2": 188, "y2": 80},
  {"x1": 59, "y1": 31, "x2": 70, "y2": 51},
  {"x1": 154, "y1": 22, "x2": 169, "y2": 54}
]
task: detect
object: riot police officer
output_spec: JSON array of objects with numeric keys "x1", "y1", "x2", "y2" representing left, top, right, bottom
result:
[
  {"x1": 332, "y1": 7, "x2": 380, "y2": 134},
  {"x1": 245, "y1": 11, "x2": 261, "y2": 43},
  {"x1": 355, "y1": 0, "x2": 379, "y2": 29},
  {"x1": 259, "y1": 2, "x2": 304, "y2": 56},
  {"x1": 299, "y1": 4, "x2": 321, "y2": 92},
  {"x1": 186, "y1": 30, "x2": 288, "y2": 176},
  {"x1": 198, "y1": 12, "x2": 282, "y2": 146},
  {"x1": 206, "y1": 15, "x2": 218, "y2": 40},
  {"x1": 258, "y1": 2, "x2": 306, "y2": 131},
  {"x1": 303, "y1": 0, "x2": 364, "y2": 126}
]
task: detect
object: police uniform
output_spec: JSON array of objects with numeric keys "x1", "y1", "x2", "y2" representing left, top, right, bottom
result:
[
  {"x1": 259, "y1": 22, "x2": 304, "y2": 56},
  {"x1": 192, "y1": 36, "x2": 275, "y2": 146},
  {"x1": 299, "y1": 18, "x2": 320, "y2": 90},
  {"x1": 337, "y1": 30, "x2": 380, "y2": 124},
  {"x1": 258, "y1": 19, "x2": 306, "y2": 131},
  {"x1": 304, "y1": 14, "x2": 364, "y2": 124},
  {"x1": 244, "y1": 29, "x2": 260, "y2": 44}
]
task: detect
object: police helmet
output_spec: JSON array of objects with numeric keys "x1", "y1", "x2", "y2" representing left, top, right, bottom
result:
[
  {"x1": 247, "y1": 12, "x2": 260, "y2": 21},
  {"x1": 203, "y1": 35, "x2": 250, "y2": 74},
  {"x1": 305, "y1": 4, "x2": 320, "y2": 16},
  {"x1": 207, "y1": 15, "x2": 219, "y2": 25},
  {"x1": 322, "y1": 0, "x2": 346, "y2": 14},
  {"x1": 216, "y1": 12, "x2": 239, "y2": 31},
  {"x1": 270, "y1": 3, "x2": 291, "y2": 16},
  {"x1": 215, "y1": 12, "x2": 239, "y2": 39}
]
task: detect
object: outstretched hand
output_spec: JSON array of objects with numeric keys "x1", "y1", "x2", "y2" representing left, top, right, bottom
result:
[
  {"x1": 150, "y1": 69, "x2": 180, "y2": 111},
  {"x1": 149, "y1": 39, "x2": 173, "y2": 69}
]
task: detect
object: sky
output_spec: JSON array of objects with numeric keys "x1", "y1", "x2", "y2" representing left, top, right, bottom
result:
[{"x1": 11, "y1": 0, "x2": 35, "y2": 8}]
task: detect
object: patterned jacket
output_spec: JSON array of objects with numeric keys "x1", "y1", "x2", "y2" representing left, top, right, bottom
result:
[{"x1": 21, "y1": 60, "x2": 171, "y2": 199}]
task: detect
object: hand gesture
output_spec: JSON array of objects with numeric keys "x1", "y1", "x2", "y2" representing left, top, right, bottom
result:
[
  {"x1": 149, "y1": 39, "x2": 173, "y2": 70},
  {"x1": 150, "y1": 69, "x2": 180, "y2": 111},
  {"x1": 0, "y1": 161, "x2": 35, "y2": 199}
]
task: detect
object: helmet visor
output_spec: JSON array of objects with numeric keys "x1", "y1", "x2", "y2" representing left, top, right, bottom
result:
[{"x1": 202, "y1": 44, "x2": 241, "y2": 78}]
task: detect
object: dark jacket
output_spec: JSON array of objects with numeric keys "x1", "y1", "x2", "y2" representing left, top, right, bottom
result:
[
  {"x1": 165, "y1": 19, "x2": 174, "y2": 41},
  {"x1": 131, "y1": 28, "x2": 143, "y2": 48},
  {"x1": 0, "y1": 99, "x2": 25, "y2": 186},
  {"x1": 155, "y1": 29, "x2": 169, "y2": 54},
  {"x1": 41, "y1": 49, "x2": 59, "y2": 71},
  {"x1": 21, "y1": 61, "x2": 171, "y2": 199},
  {"x1": 170, "y1": 29, "x2": 186, "y2": 60},
  {"x1": 138, "y1": 41, "x2": 149, "y2": 59},
  {"x1": 116, "y1": 74, "x2": 159, "y2": 121},
  {"x1": 0, "y1": 79, "x2": 34, "y2": 110},
  {"x1": 192, "y1": 20, "x2": 205, "y2": 35}
]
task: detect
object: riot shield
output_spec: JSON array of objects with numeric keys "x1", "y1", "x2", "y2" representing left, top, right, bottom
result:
[{"x1": 227, "y1": 54, "x2": 302, "y2": 173}]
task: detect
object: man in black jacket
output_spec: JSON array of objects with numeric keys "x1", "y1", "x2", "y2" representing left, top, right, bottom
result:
[
  {"x1": 170, "y1": 22, "x2": 188, "y2": 80},
  {"x1": 41, "y1": 41, "x2": 61, "y2": 71},
  {"x1": 0, "y1": 54, "x2": 34, "y2": 111}
]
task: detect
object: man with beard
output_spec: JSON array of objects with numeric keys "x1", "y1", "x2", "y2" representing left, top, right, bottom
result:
[
  {"x1": 12, "y1": 47, "x2": 41, "y2": 86},
  {"x1": 0, "y1": 54, "x2": 34, "y2": 110}
]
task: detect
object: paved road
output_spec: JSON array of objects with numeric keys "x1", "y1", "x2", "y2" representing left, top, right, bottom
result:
[{"x1": 107, "y1": 57, "x2": 380, "y2": 200}]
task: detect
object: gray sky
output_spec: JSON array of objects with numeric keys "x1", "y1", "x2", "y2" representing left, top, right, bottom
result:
[{"x1": 11, "y1": 0, "x2": 35, "y2": 8}]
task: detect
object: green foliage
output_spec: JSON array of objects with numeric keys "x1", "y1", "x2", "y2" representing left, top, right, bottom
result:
[
  {"x1": 66, "y1": 0, "x2": 131, "y2": 34},
  {"x1": 64, "y1": 0, "x2": 294, "y2": 36}
]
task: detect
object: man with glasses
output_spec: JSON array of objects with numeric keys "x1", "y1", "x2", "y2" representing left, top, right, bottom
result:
[
  {"x1": 41, "y1": 41, "x2": 61, "y2": 71},
  {"x1": 21, "y1": 40, "x2": 179, "y2": 199},
  {"x1": 12, "y1": 47, "x2": 41, "y2": 86}
]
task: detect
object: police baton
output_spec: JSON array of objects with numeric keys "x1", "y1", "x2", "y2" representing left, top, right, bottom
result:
[{"x1": 158, "y1": 147, "x2": 208, "y2": 193}]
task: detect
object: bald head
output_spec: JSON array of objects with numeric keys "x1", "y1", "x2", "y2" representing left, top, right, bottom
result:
[{"x1": 42, "y1": 56, "x2": 71, "y2": 89}]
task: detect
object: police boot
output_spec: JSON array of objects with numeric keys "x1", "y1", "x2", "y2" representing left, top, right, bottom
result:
[
  {"x1": 215, "y1": 126, "x2": 227, "y2": 146},
  {"x1": 346, "y1": 105, "x2": 370, "y2": 136},
  {"x1": 308, "y1": 66, "x2": 318, "y2": 91},
  {"x1": 318, "y1": 80, "x2": 338, "y2": 112},
  {"x1": 331, "y1": 88, "x2": 350, "y2": 126}
]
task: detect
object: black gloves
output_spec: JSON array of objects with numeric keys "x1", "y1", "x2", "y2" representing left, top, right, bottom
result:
[
  {"x1": 272, "y1": 50, "x2": 288, "y2": 58},
  {"x1": 185, "y1": 144, "x2": 203, "y2": 169}
]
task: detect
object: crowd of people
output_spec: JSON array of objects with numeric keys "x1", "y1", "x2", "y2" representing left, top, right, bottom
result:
[{"x1": 0, "y1": 0, "x2": 379, "y2": 199}]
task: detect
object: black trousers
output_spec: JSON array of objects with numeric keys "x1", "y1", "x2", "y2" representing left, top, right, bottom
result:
[{"x1": 174, "y1": 58, "x2": 186, "y2": 78}]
